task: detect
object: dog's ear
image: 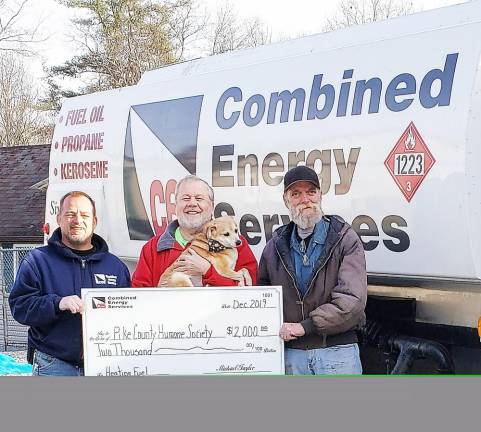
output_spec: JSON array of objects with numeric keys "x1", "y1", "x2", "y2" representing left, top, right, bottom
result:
[{"x1": 204, "y1": 220, "x2": 217, "y2": 239}]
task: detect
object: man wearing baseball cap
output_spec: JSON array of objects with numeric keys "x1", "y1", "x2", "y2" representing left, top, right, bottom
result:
[{"x1": 258, "y1": 165, "x2": 367, "y2": 374}]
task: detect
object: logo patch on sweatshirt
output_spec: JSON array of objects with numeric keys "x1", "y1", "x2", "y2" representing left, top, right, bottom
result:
[{"x1": 94, "y1": 274, "x2": 118, "y2": 285}]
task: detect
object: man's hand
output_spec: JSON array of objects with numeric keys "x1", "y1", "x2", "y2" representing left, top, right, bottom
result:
[
  {"x1": 59, "y1": 295, "x2": 83, "y2": 314},
  {"x1": 173, "y1": 249, "x2": 211, "y2": 276},
  {"x1": 279, "y1": 322, "x2": 305, "y2": 341}
]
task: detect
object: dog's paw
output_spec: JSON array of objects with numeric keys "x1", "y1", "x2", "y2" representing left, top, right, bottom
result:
[{"x1": 240, "y1": 268, "x2": 253, "y2": 286}]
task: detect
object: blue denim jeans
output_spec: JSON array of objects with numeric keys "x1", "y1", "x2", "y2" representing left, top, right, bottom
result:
[
  {"x1": 285, "y1": 343, "x2": 362, "y2": 375},
  {"x1": 32, "y1": 350, "x2": 84, "y2": 376}
]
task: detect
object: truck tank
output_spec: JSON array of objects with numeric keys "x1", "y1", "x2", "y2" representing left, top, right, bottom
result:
[{"x1": 45, "y1": 1, "x2": 481, "y2": 372}]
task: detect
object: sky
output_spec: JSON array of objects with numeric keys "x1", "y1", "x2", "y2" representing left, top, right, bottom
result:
[
  {"x1": 13, "y1": 0, "x2": 469, "y2": 85},
  {"x1": 204, "y1": 0, "x2": 466, "y2": 36}
]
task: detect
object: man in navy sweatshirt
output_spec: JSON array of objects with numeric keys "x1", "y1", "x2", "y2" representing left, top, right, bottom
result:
[{"x1": 9, "y1": 191, "x2": 131, "y2": 376}]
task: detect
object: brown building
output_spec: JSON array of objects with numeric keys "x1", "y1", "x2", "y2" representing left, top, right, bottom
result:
[{"x1": 0, "y1": 145, "x2": 50, "y2": 248}]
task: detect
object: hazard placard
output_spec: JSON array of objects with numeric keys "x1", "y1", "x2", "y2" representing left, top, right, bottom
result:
[{"x1": 384, "y1": 122, "x2": 435, "y2": 202}]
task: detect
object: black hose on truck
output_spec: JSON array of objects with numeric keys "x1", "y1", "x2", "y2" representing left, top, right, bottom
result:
[
  {"x1": 387, "y1": 335, "x2": 455, "y2": 374},
  {"x1": 361, "y1": 321, "x2": 455, "y2": 374}
]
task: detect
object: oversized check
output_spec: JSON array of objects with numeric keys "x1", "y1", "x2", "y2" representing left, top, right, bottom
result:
[{"x1": 82, "y1": 287, "x2": 284, "y2": 376}]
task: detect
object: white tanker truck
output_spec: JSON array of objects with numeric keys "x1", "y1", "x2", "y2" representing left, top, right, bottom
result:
[{"x1": 45, "y1": 1, "x2": 481, "y2": 373}]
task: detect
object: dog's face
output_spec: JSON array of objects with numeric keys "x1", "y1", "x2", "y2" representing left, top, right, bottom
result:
[{"x1": 203, "y1": 216, "x2": 241, "y2": 249}]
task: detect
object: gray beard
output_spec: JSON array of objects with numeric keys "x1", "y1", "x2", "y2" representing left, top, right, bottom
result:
[
  {"x1": 289, "y1": 203, "x2": 323, "y2": 230},
  {"x1": 176, "y1": 211, "x2": 212, "y2": 232}
]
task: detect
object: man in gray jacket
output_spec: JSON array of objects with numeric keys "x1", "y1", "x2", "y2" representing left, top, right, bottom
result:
[{"x1": 258, "y1": 165, "x2": 367, "y2": 374}]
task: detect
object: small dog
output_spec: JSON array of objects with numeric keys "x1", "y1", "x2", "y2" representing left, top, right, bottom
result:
[{"x1": 158, "y1": 216, "x2": 252, "y2": 287}]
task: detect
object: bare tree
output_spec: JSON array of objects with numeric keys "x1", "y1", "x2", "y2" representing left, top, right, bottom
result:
[
  {"x1": 167, "y1": 0, "x2": 206, "y2": 60},
  {"x1": 324, "y1": 0, "x2": 414, "y2": 31},
  {"x1": 208, "y1": 2, "x2": 271, "y2": 55},
  {"x1": 0, "y1": 55, "x2": 51, "y2": 146},
  {"x1": 48, "y1": 0, "x2": 205, "y2": 94},
  {"x1": 46, "y1": 0, "x2": 270, "y2": 111},
  {"x1": 0, "y1": 0, "x2": 44, "y2": 56}
]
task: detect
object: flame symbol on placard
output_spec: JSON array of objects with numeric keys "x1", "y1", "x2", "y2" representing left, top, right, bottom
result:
[{"x1": 405, "y1": 128, "x2": 416, "y2": 151}]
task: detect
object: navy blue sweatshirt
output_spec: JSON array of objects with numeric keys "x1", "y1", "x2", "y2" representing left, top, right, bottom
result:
[{"x1": 9, "y1": 228, "x2": 131, "y2": 365}]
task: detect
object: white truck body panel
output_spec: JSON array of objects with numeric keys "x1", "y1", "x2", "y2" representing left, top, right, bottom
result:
[{"x1": 46, "y1": 1, "x2": 481, "y2": 328}]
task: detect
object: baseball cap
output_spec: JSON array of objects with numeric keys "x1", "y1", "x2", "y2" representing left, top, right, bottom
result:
[{"x1": 283, "y1": 165, "x2": 320, "y2": 192}]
